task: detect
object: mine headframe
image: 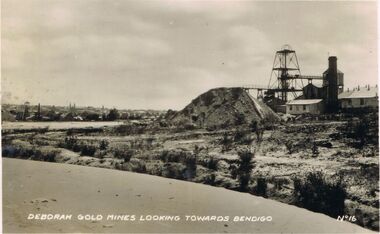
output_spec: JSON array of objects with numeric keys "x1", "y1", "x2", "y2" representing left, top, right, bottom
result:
[{"x1": 267, "y1": 45, "x2": 322, "y2": 102}]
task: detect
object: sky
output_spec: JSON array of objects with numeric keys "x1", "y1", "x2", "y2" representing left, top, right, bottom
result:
[{"x1": 2, "y1": 0, "x2": 378, "y2": 110}]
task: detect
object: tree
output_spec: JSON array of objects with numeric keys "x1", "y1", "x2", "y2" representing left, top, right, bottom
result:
[{"x1": 107, "y1": 108, "x2": 120, "y2": 121}]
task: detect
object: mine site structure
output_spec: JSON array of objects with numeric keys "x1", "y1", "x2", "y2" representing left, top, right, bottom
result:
[
  {"x1": 243, "y1": 45, "x2": 323, "y2": 102},
  {"x1": 241, "y1": 45, "x2": 345, "y2": 113},
  {"x1": 267, "y1": 45, "x2": 323, "y2": 102}
]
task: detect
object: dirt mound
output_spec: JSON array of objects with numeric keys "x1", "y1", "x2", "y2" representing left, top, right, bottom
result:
[{"x1": 167, "y1": 87, "x2": 280, "y2": 128}]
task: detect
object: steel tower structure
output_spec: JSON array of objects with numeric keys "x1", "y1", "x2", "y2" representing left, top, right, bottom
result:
[{"x1": 268, "y1": 45, "x2": 304, "y2": 102}]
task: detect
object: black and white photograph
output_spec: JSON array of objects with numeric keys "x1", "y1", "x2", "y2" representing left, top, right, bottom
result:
[{"x1": 1, "y1": 0, "x2": 379, "y2": 233}]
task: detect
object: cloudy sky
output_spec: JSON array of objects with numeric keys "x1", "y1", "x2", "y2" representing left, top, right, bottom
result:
[{"x1": 2, "y1": 0, "x2": 378, "y2": 110}]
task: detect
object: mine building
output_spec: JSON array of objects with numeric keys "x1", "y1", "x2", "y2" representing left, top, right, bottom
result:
[
  {"x1": 339, "y1": 85, "x2": 378, "y2": 110},
  {"x1": 247, "y1": 45, "x2": 377, "y2": 115},
  {"x1": 284, "y1": 56, "x2": 343, "y2": 115},
  {"x1": 286, "y1": 99, "x2": 324, "y2": 115}
]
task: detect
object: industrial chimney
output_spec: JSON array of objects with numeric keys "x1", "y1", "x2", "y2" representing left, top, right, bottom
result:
[{"x1": 326, "y1": 56, "x2": 339, "y2": 112}]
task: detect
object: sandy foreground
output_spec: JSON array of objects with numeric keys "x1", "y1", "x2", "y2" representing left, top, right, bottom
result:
[{"x1": 2, "y1": 158, "x2": 373, "y2": 233}]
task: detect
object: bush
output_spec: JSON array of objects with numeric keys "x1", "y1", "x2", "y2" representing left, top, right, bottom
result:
[
  {"x1": 235, "y1": 113, "x2": 246, "y2": 126},
  {"x1": 159, "y1": 150, "x2": 181, "y2": 163},
  {"x1": 3, "y1": 140, "x2": 60, "y2": 162},
  {"x1": 250, "y1": 120, "x2": 258, "y2": 132},
  {"x1": 162, "y1": 163, "x2": 186, "y2": 180},
  {"x1": 206, "y1": 157, "x2": 218, "y2": 170},
  {"x1": 234, "y1": 130, "x2": 253, "y2": 145},
  {"x1": 113, "y1": 124, "x2": 146, "y2": 135},
  {"x1": 59, "y1": 136, "x2": 80, "y2": 152},
  {"x1": 31, "y1": 146, "x2": 61, "y2": 162},
  {"x1": 293, "y1": 171, "x2": 346, "y2": 218},
  {"x1": 221, "y1": 133, "x2": 233, "y2": 152},
  {"x1": 99, "y1": 139, "x2": 109, "y2": 150},
  {"x1": 111, "y1": 145, "x2": 135, "y2": 162},
  {"x1": 130, "y1": 159, "x2": 147, "y2": 173},
  {"x1": 236, "y1": 149, "x2": 255, "y2": 191},
  {"x1": 204, "y1": 173, "x2": 216, "y2": 186},
  {"x1": 353, "y1": 119, "x2": 370, "y2": 148},
  {"x1": 159, "y1": 149, "x2": 194, "y2": 164},
  {"x1": 252, "y1": 177, "x2": 267, "y2": 197},
  {"x1": 234, "y1": 130, "x2": 245, "y2": 142},
  {"x1": 285, "y1": 140, "x2": 294, "y2": 154},
  {"x1": 80, "y1": 144, "x2": 97, "y2": 156},
  {"x1": 343, "y1": 115, "x2": 378, "y2": 148},
  {"x1": 184, "y1": 153, "x2": 197, "y2": 179},
  {"x1": 4, "y1": 140, "x2": 34, "y2": 158}
]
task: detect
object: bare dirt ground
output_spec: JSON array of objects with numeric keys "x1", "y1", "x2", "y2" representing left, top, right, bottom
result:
[
  {"x1": 2, "y1": 158, "x2": 373, "y2": 233},
  {"x1": 2, "y1": 115, "x2": 379, "y2": 231}
]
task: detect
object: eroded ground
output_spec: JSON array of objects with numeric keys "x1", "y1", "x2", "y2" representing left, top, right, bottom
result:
[{"x1": 2, "y1": 116, "x2": 379, "y2": 231}]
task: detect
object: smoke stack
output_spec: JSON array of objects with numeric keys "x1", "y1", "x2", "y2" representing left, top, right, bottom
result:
[
  {"x1": 326, "y1": 56, "x2": 339, "y2": 112},
  {"x1": 328, "y1": 56, "x2": 337, "y2": 72}
]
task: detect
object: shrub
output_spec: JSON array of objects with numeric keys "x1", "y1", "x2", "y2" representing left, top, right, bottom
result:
[
  {"x1": 113, "y1": 124, "x2": 146, "y2": 135},
  {"x1": 312, "y1": 141, "x2": 319, "y2": 157},
  {"x1": 236, "y1": 149, "x2": 255, "y2": 191},
  {"x1": 343, "y1": 116, "x2": 378, "y2": 148},
  {"x1": 204, "y1": 173, "x2": 216, "y2": 186},
  {"x1": 221, "y1": 133, "x2": 233, "y2": 152},
  {"x1": 111, "y1": 146, "x2": 135, "y2": 162},
  {"x1": 353, "y1": 119, "x2": 370, "y2": 148},
  {"x1": 80, "y1": 144, "x2": 97, "y2": 156},
  {"x1": 31, "y1": 146, "x2": 61, "y2": 162},
  {"x1": 183, "y1": 153, "x2": 197, "y2": 179},
  {"x1": 235, "y1": 113, "x2": 246, "y2": 126},
  {"x1": 128, "y1": 158, "x2": 147, "y2": 173},
  {"x1": 293, "y1": 171, "x2": 346, "y2": 218},
  {"x1": 159, "y1": 150, "x2": 181, "y2": 163},
  {"x1": 285, "y1": 140, "x2": 294, "y2": 154},
  {"x1": 255, "y1": 127, "x2": 264, "y2": 143},
  {"x1": 59, "y1": 136, "x2": 80, "y2": 152},
  {"x1": 3, "y1": 140, "x2": 60, "y2": 162},
  {"x1": 162, "y1": 163, "x2": 185, "y2": 180},
  {"x1": 250, "y1": 120, "x2": 258, "y2": 132},
  {"x1": 234, "y1": 130, "x2": 245, "y2": 142},
  {"x1": 99, "y1": 139, "x2": 109, "y2": 150},
  {"x1": 234, "y1": 130, "x2": 253, "y2": 145},
  {"x1": 6, "y1": 140, "x2": 34, "y2": 158},
  {"x1": 252, "y1": 177, "x2": 267, "y2": 197},
  {"x1": 206, "y1": 157, "x2": 218, "y2": 170}
]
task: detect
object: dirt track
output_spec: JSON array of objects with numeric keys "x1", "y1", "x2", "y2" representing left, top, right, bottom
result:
[{"x1": 3, "y1": 158, "x2": 373, "y2": 233}]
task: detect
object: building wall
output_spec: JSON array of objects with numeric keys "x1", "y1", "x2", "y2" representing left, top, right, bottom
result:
[
  {"x1": 303, "y1": 84, "x2": 324, "y2": 99},
  {"x1": 286, "y1": 102, "x2": 324, "y2": 115},
  {"x1": 340, "y1": 97, "x2": 378, "y2": 109}
]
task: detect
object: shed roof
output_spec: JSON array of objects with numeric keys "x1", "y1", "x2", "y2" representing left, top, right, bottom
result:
[
  {"x1": 286, "y1": 99, "x2": 323, "y2": 105},
  {"x1": 304, "y1": 83, "x2": 323, "y2": 89},
  {"x1": 338, "y1": 86, "x2": 378, "y2": 99}
]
